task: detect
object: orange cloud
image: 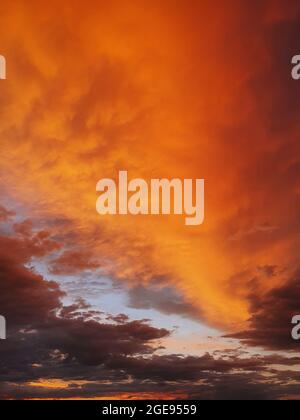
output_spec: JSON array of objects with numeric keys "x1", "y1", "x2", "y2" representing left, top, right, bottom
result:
[{"x1": 1, "y1": 0, "x2": 300, "y2": 333}]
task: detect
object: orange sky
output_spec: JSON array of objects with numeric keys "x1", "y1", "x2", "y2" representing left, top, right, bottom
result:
[{"x1": 1, "y1": 0, "x2": 300, "y2": 358}]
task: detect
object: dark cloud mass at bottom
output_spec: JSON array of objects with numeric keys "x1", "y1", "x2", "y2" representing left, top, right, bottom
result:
[{"x1": 0, "y1": 207, "x2": 300, "y2": 400}]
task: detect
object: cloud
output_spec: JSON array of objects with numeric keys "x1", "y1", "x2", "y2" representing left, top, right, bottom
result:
[
  {"x1": 128, "y1": 285, "x2": 202, "y2": 320},
  {"x1": 1, "y1": 210, "x2": 299, "y2": 400},
  {"x1": 50, "y1": 250, "x2": 101, "y2": 275},
  {"x1": 0, "y1": 0, "x2": 299, "y2": 333},
  {"x1": 0, "y1": 219, "x2": 170, "y2": 395},
  {"x1": 2, "y1": 348, "x2": 300, "y2": 400},
  {"x1": 0, "y1": 220, "x2": 60, "y2": 267},
  {"x1": 0, "y1": 224, "x2": 63, "y2": 326},
  {"x1": 1, "y1": 0, "x2": 300, "y2": 399},
  {"x1": 227, "y1": 273, "x2": 300, "y2": 351},
  {"x1": 0, "y1": 205, "x2": 15, "y2": 222}
]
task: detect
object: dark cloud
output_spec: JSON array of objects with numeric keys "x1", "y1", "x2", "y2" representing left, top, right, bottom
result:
[
  {"x1": 128, "y1": 285, "x2": 202, "y2": 320},
  {"x1": 108, "y1": 353, "x2": 262, "y2": 382},
  {"x1": 0, "y1": 227, "x2": 63, "y2": 326},
  {"x1": 227, "y1": 273, "x2": 300, "y2": 351},
  {"x1": 1, "y1": 349, "x2": 300, "y2": 400},
  {"x1": 1, "y1": 215, "x2": 299, "y2": 400},
  {"x1": 1, "y1": 203, "x2": 300, "y2": 400},
  {"x1": 106, "y1": 314, "x2": 130, "y2": 324},
  {"x1": 0, "y1": 219, "x2": 170, "y2": 396}
]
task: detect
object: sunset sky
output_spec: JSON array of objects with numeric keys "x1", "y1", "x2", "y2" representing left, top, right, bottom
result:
[{"x1": 0, "y1": 0, "x2": 300, "y2": 400}]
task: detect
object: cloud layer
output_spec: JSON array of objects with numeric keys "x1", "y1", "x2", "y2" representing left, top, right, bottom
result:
[
  {"x1": 0, "y1": 0, "x2": 300, "y2": 399},
  {"x1": 0, "y1": 207, "x2": 299, "y2": 400}
]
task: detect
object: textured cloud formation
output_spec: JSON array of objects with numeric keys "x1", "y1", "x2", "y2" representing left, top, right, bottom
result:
[
  {"x1": 128, "y1": 285, "x2": 202, "y2": 320},
  {"x1": 0, "y1": 0, "x2": 300, "y2": 330},
  {"x1": 1, "y1": 0, "x2": 300, "y2": 399},
  {"x1": 50, "y1": 250, "x2": 101, "y2": 275},
  {"x1": 0, "y1": 206, "x2": 299, "y2": 400},
  {"x1": 0, "y1": 215, "x2": 170, "y2": 396},
  {"x1": 228, "y1": 273, "x2": 300, "y2": 350}
]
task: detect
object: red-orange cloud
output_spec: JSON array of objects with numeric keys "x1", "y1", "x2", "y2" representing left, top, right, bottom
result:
[{"x1": 1, "y1": 0, "x2": 300, "y2": 333}]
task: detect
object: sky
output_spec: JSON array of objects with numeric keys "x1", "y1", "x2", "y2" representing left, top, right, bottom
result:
[{"x1": 0, "y1": 0, "x2": 300, "y2": 400}]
